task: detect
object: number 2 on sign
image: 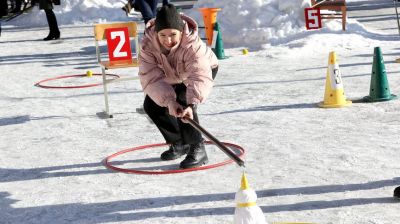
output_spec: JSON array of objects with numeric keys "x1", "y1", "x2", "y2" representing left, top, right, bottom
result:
[
  {"x1": 111, "y1": 31, "x2": 128, "y2": 57},
  {"x1": 105, "y1": 27, "x2": 132, "y2": 62}
]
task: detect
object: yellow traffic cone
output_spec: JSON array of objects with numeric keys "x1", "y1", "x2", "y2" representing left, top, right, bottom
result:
[
  {"x1": 318, "y1": 51, "x2": 352, "y2": 108},
  {"x1": 234, "y1": 172, "x2": 267, "y2": 224}
]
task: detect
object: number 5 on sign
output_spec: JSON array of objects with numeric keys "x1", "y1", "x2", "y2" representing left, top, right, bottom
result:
[
  {"x1": 105, "y1": 27, "x2": 132, "y2": 62},
  {"x1": 304, "y1": 8, "x2": 322, "y2": 30}
]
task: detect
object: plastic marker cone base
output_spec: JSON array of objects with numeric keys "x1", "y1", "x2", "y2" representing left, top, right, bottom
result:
[
  {"x1": 318, "y1": 51, "x2": 352, "y2": 108},
  {"x1": 363, "y1": 47, "x2": 397, "y2": 102}
]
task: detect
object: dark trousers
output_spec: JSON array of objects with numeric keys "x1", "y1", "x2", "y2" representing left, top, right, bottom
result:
[
  {"x1": 44, "y1": 9, "x2": 59, "y2": 35},
  {"x1": 136, "y1": 0, "x2": 168, "y2": 25},
  {"x1": 0, "y1": 0, "x2": 8, "y2": 16},
  {"x1": 1, "y1": 0, "x2": 8, "y2": 36},
  {"x1": 143, "y1": 67, "x2": 218, "y2": 145},
  {"x1": 144, "y1": 83, "x2": 203, "y2": 145},
  {"x1": 14, "y1": 0, "x2": 21, "y2": 11}
]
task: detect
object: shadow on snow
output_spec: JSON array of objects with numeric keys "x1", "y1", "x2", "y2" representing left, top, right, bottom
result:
[{"x1": 0, "y1": 177, "x2": 399, "y2": 222}]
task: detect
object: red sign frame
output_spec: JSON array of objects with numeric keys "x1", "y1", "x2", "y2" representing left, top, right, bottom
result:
[
  {"x1": 105, "y1": 27, "x2": 132, "y2": 62},
  {"x1": 304, "y1": 8, "x2": 322, "y2": 30}
]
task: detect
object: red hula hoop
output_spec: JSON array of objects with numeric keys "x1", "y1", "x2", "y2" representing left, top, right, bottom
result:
[
  {"x1": 34, "y1": 74, "x2": 120, "y2": 89},
  {"x1": 104, "y1": 141, "x2": 245, "y2": 175}
]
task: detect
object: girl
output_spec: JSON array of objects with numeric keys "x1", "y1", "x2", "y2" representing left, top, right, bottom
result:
[{"x1": 138, "y1": 4, "x2": 218, "y2": 169}]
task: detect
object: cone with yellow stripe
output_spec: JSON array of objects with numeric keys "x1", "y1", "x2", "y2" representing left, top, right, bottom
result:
[
  {"x1": 318, "y1": 51, "x2": 352, "y2": 108},
  {"x1": 234, "y1": 172, "x2": 267, "y2": 224}
]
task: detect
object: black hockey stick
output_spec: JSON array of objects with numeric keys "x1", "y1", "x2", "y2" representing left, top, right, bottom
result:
[{"x1": 183, "y1": 117, "x2": 245, "y2": 167}]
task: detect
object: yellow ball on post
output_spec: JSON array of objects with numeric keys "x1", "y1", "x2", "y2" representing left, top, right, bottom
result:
[
  {"x1": 242, "y1": 48, "x2": 249, "y2": 55},
  {"x1": 86, "y1": 70, "x2": 93, "y2": 77}
]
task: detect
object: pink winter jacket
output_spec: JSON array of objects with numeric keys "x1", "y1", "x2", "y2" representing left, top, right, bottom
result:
[{"x1": 138, "y1": 14, "x2": 219, "y2": 107}]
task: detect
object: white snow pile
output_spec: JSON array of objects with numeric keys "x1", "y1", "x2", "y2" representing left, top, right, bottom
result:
[{"x1": 6, "y1": 0, "x2": 373, "y2": 49}]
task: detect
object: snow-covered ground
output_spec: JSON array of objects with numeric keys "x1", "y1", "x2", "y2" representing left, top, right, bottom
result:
[{"x1": 1, "y1": 0, "x2": 400, "y2": 223}]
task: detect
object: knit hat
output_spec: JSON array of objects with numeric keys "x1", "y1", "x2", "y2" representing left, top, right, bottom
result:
[{"x1": 155, "y1": 4, "x2": 184, "y2": 32}]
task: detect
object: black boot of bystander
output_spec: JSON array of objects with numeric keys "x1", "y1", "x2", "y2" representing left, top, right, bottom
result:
[{"x1": 43, "y1": 9, "x2": 60, "y2": 41}]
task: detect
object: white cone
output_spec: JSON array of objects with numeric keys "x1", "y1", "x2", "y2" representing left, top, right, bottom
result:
[{"x1": 234, "y1": 173, "x2": 267, "y2": 224}]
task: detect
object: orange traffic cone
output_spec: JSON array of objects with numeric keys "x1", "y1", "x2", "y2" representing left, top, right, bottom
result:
[
  {"x1": 318, "y1": 51, "x2": 352, "y2": 108},
  {"x1": 198, "y1": 8, "x2": 221, "y2": 46}
]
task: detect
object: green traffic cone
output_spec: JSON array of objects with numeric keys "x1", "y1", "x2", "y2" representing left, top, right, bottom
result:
[
  {"x1": 363, "y1": 47, "x2": 397, "y2": 102},
  {"x1": 212, "y1": 22, "x2": 226, "y2": 60}
]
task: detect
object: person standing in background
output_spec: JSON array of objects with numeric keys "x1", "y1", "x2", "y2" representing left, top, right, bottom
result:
[
  {"x1": 136, "y1": 0, "x2": 169, "y2": 25},
  {"x1": 40, "y1": 0, "x2": 60, "y2": 41}
]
